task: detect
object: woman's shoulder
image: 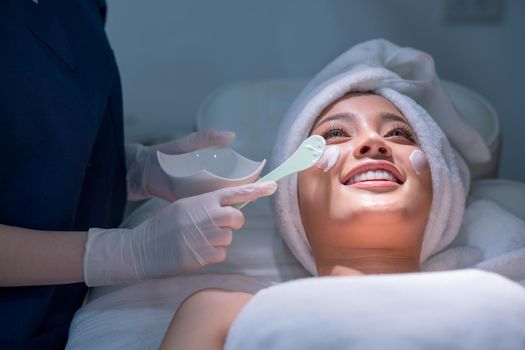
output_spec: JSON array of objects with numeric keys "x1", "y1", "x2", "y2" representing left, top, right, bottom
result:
[{"x1": 160, "y1": 288, "x2": 253, "y2": 349}]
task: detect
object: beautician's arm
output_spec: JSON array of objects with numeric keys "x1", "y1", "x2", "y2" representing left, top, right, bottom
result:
[{"x1": 0, "y1": 224, "x2": 86, "y2": 286}]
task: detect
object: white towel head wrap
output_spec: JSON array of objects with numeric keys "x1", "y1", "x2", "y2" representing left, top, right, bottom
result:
[{"x1": 271, "y1": 39, "x2": 491, "y2": 275}]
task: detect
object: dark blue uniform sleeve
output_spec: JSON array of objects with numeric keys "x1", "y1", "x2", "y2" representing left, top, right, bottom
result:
[{"x1": 0, "y1": 0, "x2": 127, "y2": 348}]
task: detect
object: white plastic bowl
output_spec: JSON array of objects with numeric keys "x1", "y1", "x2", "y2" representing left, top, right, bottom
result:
[{"x1": 157, "y1": 146, "x2": 266, "y2": 198}]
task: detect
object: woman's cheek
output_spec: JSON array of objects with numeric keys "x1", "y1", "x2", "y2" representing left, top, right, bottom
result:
[
  {"x1": 409, "y1": 150, "x2": 428, "y2": 175},
  {"x1": 408, "y1": 149, "x2": 433, "y2": 206},
  {"x1": 315, "y1": 145, "x2": 341, "y2": 172}
]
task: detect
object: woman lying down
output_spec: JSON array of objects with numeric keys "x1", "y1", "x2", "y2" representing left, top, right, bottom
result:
[
  {"x1": 160, "y1": 40, "x2": 525, "y2": 349},
  {"x1": 67, "y1": 39, "x2": 525, "y2": 349}
]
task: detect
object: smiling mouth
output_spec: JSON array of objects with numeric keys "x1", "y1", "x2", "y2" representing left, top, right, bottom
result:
[
  {"x1": 344, "y1": 170, "x2": 402, "y2": 186},
  {"x1": 340, "y1": 161, "x2": 406, "y2": 190}
]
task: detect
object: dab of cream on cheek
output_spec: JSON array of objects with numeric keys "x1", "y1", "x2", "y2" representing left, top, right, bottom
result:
[
  {"x1": 315, "y1": 145, "x2": 340, "y2": 172},
  {"x1": 409, "y1": 150, "x2": 427, "y2": 175}
]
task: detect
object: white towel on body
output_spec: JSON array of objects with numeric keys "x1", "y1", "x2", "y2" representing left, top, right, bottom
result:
[{"x1": 225, "y1": 269, "x2": 525, "y2": 350}]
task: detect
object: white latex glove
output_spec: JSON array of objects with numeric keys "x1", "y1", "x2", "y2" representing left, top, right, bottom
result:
[
  {"x1": 125, "y1": 128, "x2": 236, "y2": 201},
  {"x1": 84, "y1": 181, "x2": 277, "y2": 286}
]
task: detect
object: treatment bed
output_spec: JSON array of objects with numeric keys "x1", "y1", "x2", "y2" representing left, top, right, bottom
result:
[{"x1": 66, "y1": 79, "x2": 525, "y2": 349}]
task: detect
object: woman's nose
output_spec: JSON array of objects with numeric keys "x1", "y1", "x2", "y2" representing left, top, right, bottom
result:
[{"x1": 352, "y1": 134, "x2": 392, "y2": 159}]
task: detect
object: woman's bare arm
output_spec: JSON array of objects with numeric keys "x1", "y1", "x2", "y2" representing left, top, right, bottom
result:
[
  {"x1": 160, "y1": 289, "x2": 252, "y2": 350},
  {"x1": 0, "y1": 224, "x2": 86, "y2": 286}
]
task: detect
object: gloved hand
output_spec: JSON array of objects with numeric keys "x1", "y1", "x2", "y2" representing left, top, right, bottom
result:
[
  {"x1": 83, "y1": 181, "x2": 277, "y2": 286},
  {"x1": 125, "y1": 128, "x2": 236, "y2": 201}
]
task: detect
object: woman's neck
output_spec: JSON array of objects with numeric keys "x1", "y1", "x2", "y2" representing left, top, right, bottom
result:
[{"x1": 316, "y1": 248, "x2": 421, "y2": 276}]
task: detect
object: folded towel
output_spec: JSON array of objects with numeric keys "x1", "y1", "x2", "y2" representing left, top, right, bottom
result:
[
  {"x1": 225, "y1": 270, "x2": 525, "y2": 350},
  {"x1": 423, "y1": 199, "x2": 525, "y2": 283},
  {"x1": 454, "y1": 199, "x2": 525, "y2": 259},
  {"x1": 271, "y1": 39, "x2": 487, "y2": 274}
]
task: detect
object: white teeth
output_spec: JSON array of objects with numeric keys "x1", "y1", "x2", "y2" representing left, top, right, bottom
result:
[{"x1": 346, "y1": 170, "x2": 397, "y2": 185}]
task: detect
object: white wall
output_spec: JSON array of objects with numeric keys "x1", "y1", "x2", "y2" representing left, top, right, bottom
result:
[{"x1": 106, "y1": 0, "x2": 525, "y2": 181}]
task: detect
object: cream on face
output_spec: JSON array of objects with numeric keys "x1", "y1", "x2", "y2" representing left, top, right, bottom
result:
[
  {"x1": 409, "y1": 150, "x2": 427, "y2": 175},
  {"x1": 315, "y1": 145, "x2": 341, "y2": 172}
]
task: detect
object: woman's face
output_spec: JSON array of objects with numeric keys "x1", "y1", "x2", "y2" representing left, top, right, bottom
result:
[{"x1": 297, "y1": 93, "x2": 433, "y2": 267}]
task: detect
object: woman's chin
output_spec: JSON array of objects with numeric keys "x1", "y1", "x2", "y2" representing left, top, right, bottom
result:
[{"x1": 328, "y1": 196, "x2": 414, "y2": 223}]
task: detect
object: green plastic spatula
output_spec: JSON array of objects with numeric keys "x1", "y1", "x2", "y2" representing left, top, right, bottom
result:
[{"x1": 234, "y1": 135, "x2": 326, "y2": 209}]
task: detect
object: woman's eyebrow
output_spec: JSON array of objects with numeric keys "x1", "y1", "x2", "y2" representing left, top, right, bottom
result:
[
  {"x1": 314, "y1": 111, "x2": 409, "y2": 128},
  {"x1": 314, "y1": 112, "x2": 356, "y2": 128},
  {"x1": 381, "y1": 112, "x2": 410, "y2": 125}
]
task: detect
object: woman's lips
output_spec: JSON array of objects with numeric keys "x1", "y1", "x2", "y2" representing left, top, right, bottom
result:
[
  {"x1": 348, "y1": 180, "x2": 400, "y2": 188},
  {"x1": 341, "y1": 160, "x2": 405, "y2": 185}
]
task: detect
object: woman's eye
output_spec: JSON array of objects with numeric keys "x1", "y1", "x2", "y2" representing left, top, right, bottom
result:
[
  {"x1": 386, "y1": 127, "x2": 415, "y2": 142},
  {"x1": 390, "y1": 129, "x2": 405, "y2": 137},
  {"x1": 325, "y1": 129, "x2": 347, "y2": 139}
]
